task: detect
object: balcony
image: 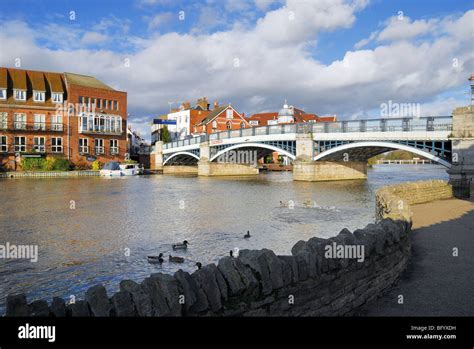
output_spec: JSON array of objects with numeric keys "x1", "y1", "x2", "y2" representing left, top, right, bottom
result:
[{"x1": 2, "y1": 122, "x2": 65, "y2": 132}]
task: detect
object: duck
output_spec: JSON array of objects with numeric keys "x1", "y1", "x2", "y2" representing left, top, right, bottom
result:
[
  {"x1": 147, "y1": 253, "x2": 164, "y2": 264},
  {"x1": 169, "y1": 255, "x2": 185, "y2": 263},
  {"x1": 196, "y1": 262, "x2": 202, "y2": 270},
  {"x1": 229, "y1": 250, "x2": 233, "y2": 257},
  {"x1": 244, "y1": 231, "x2": 251, "y2": 239},
  {"x1": 172, "y1": 240, "x2": 189, "y2": 250}
]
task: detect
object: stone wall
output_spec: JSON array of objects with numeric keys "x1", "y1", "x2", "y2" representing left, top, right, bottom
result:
[
  {"x1": 376, "y1": 180, "x2": 453, "y2": 222},
  {"x1": 197, "y1": 161, "x2": 259, "y2": 176},
  {"x1": 6, "y1": 180, "x2": 451, "y2": 317}
]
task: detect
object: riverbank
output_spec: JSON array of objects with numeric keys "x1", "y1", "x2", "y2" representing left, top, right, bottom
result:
[{"x1": 361, "y1": 197, "x2": 474, "y2": 316}]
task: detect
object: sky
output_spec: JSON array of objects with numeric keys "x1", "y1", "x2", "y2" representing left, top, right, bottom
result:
[{"x1": 0, "y1": 0, "x2": 473, "y2": 141}]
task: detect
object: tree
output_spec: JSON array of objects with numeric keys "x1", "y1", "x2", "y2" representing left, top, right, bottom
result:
[{"x1": 161, "y1": 126, "x2": 172, "y2": 143}]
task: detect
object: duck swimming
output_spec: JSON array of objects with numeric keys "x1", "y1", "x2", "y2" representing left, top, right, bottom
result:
[
  {"x1": 229, "y1": 250, "x2": 233, "y2": 257},
  {"x1": 147, "y1": 253, "x2": 164, "y2": 264},
  {"x1": 169, "y1": 255, "x2": 185, "y2": 263},
  {"x1": 196, "y1": 262, "x2": 202, "y2": 270},
  {"x1": 244, "y1": 231, "x2": 251, "y2": 239},
  {"x1": 172, "y1": 240, "x2": 189, "y2": 250}
]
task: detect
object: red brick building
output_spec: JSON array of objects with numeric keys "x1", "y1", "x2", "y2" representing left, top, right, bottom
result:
[
  {"x1": 193, "y1": 104, "x2": 250, "y2": 134},
  {"x1": 0, "y1": 67, "x2": 127, "y2": 170}
]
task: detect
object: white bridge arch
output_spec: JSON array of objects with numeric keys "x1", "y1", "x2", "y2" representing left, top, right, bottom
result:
[
  {"x1": 163, "y1": 151, "x2": 200, "y2": 165},
  {"x1": 210, "y1": 142, "x2": 296, "y2": 162},
  {"x1": 313, "y1": 141, "x2": 452, "y2": 168}
]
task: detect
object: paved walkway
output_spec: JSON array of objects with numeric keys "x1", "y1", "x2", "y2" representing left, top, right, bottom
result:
[{"x1": 361, "y1": 198, "x2": 474, "y2": 316}]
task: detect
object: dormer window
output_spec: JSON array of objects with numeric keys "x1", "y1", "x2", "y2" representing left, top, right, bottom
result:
[
  {"x1": 226, "y1": 109, "x2": 233, "y2": 119},
  {"x1": 14, "y1": 89, "x2": 26, "y2": 101},
  {"x1": 0, "y1": 89, "x2": 6, "y2": 100},
  {"x1": 34, "y1": 91, "x2": 45, "y2": 102},
  {"x1": 52, "y1": 92, "x2": 63, "y2": 104}
]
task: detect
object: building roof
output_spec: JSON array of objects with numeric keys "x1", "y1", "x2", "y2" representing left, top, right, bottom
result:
[
  {"x1": 9, "y1": 68, "x2": 27, "y2": 90},
  {"x1": 196, "y1": 105, "x2": 229, "y2": 125},
  {"x1": 0, "y1": 68, "x2": 7, "y2": 89},
  {"x1": 27, "y1": 70, "x2": 46, "y2": 91},
  {"x1": 64, "y1": 72, "x2": 115, "y2": 90},
  {"x1": 45, "y1": 72, "x2": 65, "y2": 92}
]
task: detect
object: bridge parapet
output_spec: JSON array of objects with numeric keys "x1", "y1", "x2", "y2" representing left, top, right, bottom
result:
[{"x1": 162, "y1": 116, "x2": 452, "y2": 152}]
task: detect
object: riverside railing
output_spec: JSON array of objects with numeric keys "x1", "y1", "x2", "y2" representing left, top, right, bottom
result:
[{"x1": 162, "y1": 116, "x2": 452, "y2": 150}]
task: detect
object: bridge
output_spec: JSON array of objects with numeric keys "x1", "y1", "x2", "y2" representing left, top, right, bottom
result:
[{"x1": 152, "y1": 115, "x2": 460, "y2": 181}]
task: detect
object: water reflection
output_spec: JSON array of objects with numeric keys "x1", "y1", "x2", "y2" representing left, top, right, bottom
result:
[{"x1": 0, "y1": 165, "x2": 448, "y2": 313}]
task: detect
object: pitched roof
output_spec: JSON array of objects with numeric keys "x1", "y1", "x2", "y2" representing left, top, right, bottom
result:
[
  {"x1": 0, "y1": 68, "x2": 7, "y2": 89},
  {"x1": 197, "y1": 105, "x2": 229, "y2": 125},
  {"x1": 9, "y1": 68, "x2": 27, "y2": 90},
  {"x1": 27, "y1": 70, "x2": 46, "y2": 91},
  {"x1": 64, "y1": 72, "x2": 115, "y2": 90},
  {"x1": 45, "y1": 72, "x2": 65, "y2": 92}
]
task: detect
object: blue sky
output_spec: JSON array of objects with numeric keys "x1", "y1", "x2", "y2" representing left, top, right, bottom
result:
[{"x1": 0, "y1": 0, "x2": 473, "y2": 140}]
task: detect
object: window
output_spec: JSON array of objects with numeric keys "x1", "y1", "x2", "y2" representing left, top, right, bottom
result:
[
  {"x1": 51, "y1": 137, "x2": 63, "y2": 153},
  {"x1": 114, "y1": 101, "x2": 118, "y2": 111},
  {"x1": 0, "y1": 112, "x2": 7, "y2": 129},
  {"x1": 14, "y1": 89, "x2": 26, "y2": 101},
  {"x1": 110, "y1": 139, "x2": 119, "y2": 155},
  {"x1": 0, "y1": 135, "x2": 7, "y2": 152},
  {"x1": 79, "y1": 96, "x2": 84, "y2": 104},
  {"x1": 33, "y1": 91, "x2": 45, "y2": 102},
  {"x1": 95, "y1": 139, "x2": 104, "y2": 154},
  {"x1": 241, "y1": 122, "x2": 245, "y2": 129},
  {"x1": 34, "y1": 114, "x2": 46, "y2": 130},
  {"x1": 103, "y1": 100, "x2": 108, "y2": 109},
  {"x1": 0, "y1": 89, "x2": 6, "y2": 100},
  {"x1": 97, "y1": 99, "x2": 101, "y2": 108},
  {"x1": 51, "y1": 115, "x2": 63, "y2": 131},
  {"x1": 14, "y1": 136, "x2": 26, "y2": 152},
  {"x1": 79, "y1": 138, "x2": 89, "y2": 154},
  {"x1": 226, "y1": 121, "x2": 232, "y2": 130},
  {"x1": 226, "y1": 109, "x2": 233, "y2": 119},
  {"x1": 14, "y1": 113, "x2": 26, "y2": 130},
  {"x1": 52, "y1": 93, "x2": 63, "y2": 104},
  {"x1": 212, "y1": 120, "x2": 217, "y2": 129},
  {"x1": 33, "y1": 137, "x2": 45, "y2": 152},
  {"x1": 94, "y1": 114, "x2": 105, "y2": 132}
]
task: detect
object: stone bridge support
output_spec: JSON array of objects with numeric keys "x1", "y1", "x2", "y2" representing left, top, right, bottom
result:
[
  {"x1": 197, "y1": 141, "x2": 259, "y2": 177},
  {"x1": 448, "y1": 106, "x2": 474, "y2": 197},
  {"x1": 293, "y1": 134, "x2": 367, "y2": 181},
  {"x1": 151, "y1": 141, "x2": 164, "y2": 172}
]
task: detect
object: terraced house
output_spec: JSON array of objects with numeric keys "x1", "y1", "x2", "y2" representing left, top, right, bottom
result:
[{"x1": 0, "y1": 67, "x2": 127, "y2": 170}]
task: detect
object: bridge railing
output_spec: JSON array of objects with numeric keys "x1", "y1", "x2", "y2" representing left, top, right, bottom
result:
[{"x1": 162, "y1": 116, "x2": 452, "y2": 149}]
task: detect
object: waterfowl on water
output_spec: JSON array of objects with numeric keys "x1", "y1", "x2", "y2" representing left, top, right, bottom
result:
[
  {"x1": 148, "y1": 253, "x2": 164, "y2": 264},
  {"x1": 244, "y1": 231, "x2": 251, "y2": 239},
  {"x1": 169, "y1": 255, "x2": 185, "y2": 263},
  {"x1": 172, "y1": 240, "x2": 189, "y2": 250},
  {"x1": 229, "y1": 250, "x2": 233, "y2": 257},
  {"x1": 196, "y1": 262, "x2": 202, "y2": 270}
]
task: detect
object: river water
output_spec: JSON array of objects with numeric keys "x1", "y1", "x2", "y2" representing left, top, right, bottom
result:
[{"x1": 0, "y1": 165, "x2": 448, "y2": 314}]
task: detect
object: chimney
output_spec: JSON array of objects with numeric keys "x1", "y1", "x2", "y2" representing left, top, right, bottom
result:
[
  {"x1": 196, "y1": 97, "x2": 209, "y2": 110},
  {"x1": 213, "y1": 101, "x2": 219, "y2": 109},
  {"x1": 182, "y1": 101, "x2": 191, "y2": 110}
]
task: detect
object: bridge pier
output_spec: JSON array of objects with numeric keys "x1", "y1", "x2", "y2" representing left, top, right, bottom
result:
[
  {"x1": 293, "y1": 161, "x2": 367, "y2": 181},
  {"x1": 448, "y1": 106, "x2": 474, "y2": 197},
  {"x1": 293, "y1": 134, "x2": 367, "y2": 181},
  {"x1": 151, "y1": 141, "x2": 164, "y2": 172},
  {"x1": 163, "y1": 166, "x2": 198, "y2": 175},
  {"x1": 197, "y1": 141, "x2": 258, "y2": 177}
]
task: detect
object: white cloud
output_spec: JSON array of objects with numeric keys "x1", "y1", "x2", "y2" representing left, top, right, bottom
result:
[
  {"x1": 0, "y1": 3, "x2": 472, "y2": 143},
  {"x1": 81, "y1": 31, "x2": 108, "y2": 45},
  {"x1": 147, "y1": 12, "x2": 174, "y2": 30},
  {"x1": 377, "y1": 16, "x2": 437, "y2": 42}
]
